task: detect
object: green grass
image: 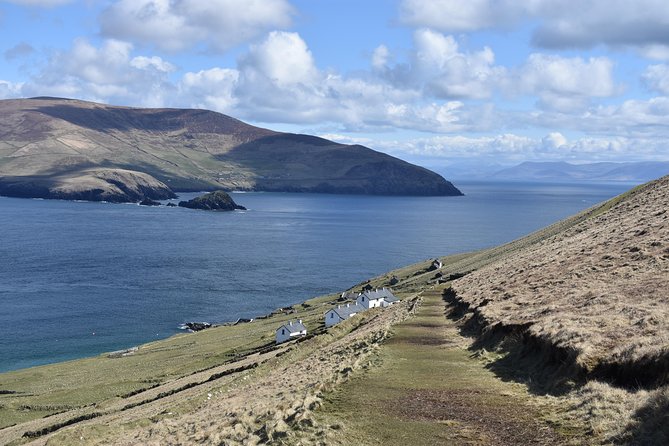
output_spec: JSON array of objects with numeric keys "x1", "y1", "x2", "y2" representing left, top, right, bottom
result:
[{"x1": 0, "y1": 293, "x2": 338, "y2": 429}]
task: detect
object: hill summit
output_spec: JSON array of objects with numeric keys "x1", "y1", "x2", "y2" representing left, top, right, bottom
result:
[{"x1": 0, "y1": 97, "x2": 462, "y2": 201}]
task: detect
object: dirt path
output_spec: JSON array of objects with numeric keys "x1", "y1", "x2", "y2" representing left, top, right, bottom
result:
[{"x1": 316, "y1": 287, "x2": 563, "y2": 445}]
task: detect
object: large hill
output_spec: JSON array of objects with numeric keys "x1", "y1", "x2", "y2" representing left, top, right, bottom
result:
[{"x1": 0, "y1": 97, "x2": 462, "y2": 201}]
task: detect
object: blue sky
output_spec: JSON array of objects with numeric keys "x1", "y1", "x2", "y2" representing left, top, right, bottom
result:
[{"x1": 1, "y1": 0, "x2": 669, "y2": 175}]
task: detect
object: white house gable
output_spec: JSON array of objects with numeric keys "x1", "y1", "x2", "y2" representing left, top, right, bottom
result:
[
  {"x1": 275, "y1": 319, "x2": 307, "y2": 344},
  {"x1": 324, "y1": 303, "x2": 365, "y2": 327}
]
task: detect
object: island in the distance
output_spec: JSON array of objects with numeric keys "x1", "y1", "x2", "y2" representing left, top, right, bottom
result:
[{"x1": 0, "y1": 97, "x2": 463, "y2": 202}]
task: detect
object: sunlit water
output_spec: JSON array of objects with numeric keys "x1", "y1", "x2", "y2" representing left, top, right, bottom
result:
[{"x1": 0, "y1": 181, "x2": 633, "y2": 372}]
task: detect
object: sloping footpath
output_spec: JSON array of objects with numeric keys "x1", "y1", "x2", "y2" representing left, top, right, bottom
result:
[{"x1": 314, "y1": 287, "x2": 574, "y2": 445}]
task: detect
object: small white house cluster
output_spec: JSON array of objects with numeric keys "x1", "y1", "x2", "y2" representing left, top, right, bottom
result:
[
  {"x1": 325, "y1": 288, "x2": 399, "y2": 327},
  {"x1": 275, "y1": 288, "x2": 399, "y2": 344}
]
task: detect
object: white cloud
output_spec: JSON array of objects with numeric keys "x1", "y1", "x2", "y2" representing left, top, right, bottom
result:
[
  {"x1": 377, "y1": 132, "x2": 668, "y2": 164},
  {"x1": 530, "y1": 0, "x2": 669, "y2": 50},
  {"x1": 0, "y1": 80, "x2": 22, "y2": 99},
  {"x1": 174, "y1": 32, "x2": 491, "y2": 133},
  {"x1": 399, "y1": 0, "x2": 669, "y2": 54},
  {"x1": 518, "y1": 54, "x2": 617, "y2": 111},
  {"x1": 239, "y1": 31, "x2": 317, "y2": 87},
  {"x1": 371, "y1": 45, "x2": 390, "y2": 70},
  {"x1": 527, "y1": 96, "x2": 669, "y2": 139},
  {"x1": 23, "y1": 38, "x2": 175, "y2": 106},
  {"x1": 179, "y1": 68, "x2": 239, "y2": 112},
  {"x1": 99, "y1": 0, "x2": 294, "y2": 53},
  {"x1": 642, "y1": 65, "x2": 669, "y2": 95},
  {"x1": 638, "y1": 45, "x2": 669, "y2": 61},
  {"x1": 130, "y1": 56, "x2": 175, "y2": 73},
  {"x1": 376, "y1": 29, "x2": 505, "y2": 100},
  {"x1": 400, "y1": 0, "x2": 526, "y2": 32},
  {"x1": 542, "y1": 132, "x2": 567, "y2": 149},
  {"x1": 412, "y1": 29, "x2": 502, "y2": 99}
]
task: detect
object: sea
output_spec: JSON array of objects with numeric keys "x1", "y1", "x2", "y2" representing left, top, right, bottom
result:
[{"x1": 0, "y1": 181, "x2": 634, "y2": 372}]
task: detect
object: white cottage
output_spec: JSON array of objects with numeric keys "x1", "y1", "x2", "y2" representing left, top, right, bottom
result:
[
  {"x1": 275, "y1": 319, "x2": 307, "y2": 344},
  {"x1": 357, "y1": 288, "x2": 397, "y2": 309},
  {"x1": 340, "y1": 291, "x2": 360, "y2": 299},
  {"x1": 381, "y1": 292, "x2": 400, "y2": 307},
  {"x1": 324, "y1": 303, "x2": 365, "y2": 327}
]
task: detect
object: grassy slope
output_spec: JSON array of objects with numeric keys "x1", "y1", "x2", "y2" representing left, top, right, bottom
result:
[
  {"x1": 1, "y1": 178, "x2": 665, "y2": 445},
  {"x1": 0, "y1": 293, "x2": 337, "y2": 430}
]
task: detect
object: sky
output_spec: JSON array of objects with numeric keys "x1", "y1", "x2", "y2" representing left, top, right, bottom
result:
[{"x1": 1, "y1": 0, "x2": 669, "y2": 176}]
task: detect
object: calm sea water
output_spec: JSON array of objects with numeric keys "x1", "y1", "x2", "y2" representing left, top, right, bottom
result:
[{"x1": 0, "y1": 181, "x2": 632, "y2": 372}]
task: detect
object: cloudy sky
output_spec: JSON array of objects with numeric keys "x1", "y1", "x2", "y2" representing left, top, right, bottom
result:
[{"x1": 1, "y1": 0, "x2": 669, "y2": 175}]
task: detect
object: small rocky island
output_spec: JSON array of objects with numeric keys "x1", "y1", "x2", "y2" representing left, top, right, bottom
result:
[{"x1": 177, "y1": 190, "x2": 246, "y2": 211}]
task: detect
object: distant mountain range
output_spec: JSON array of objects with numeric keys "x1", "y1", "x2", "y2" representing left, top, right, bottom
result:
[
  {"x1": 0, "y1": 97, "x2": 462, "y2": 202},
  {"x1": 488, "y1": 161, "x2": 669, "y2": 183}
]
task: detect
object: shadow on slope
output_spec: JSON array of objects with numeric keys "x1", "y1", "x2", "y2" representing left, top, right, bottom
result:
[
  {"x1": 34, "y1": 104, "x2": 273, "y2": 137},
  {"x1": 217, "y1": 134, "x2": 463, "y2": 196},
  {"x1": 620, "y1": 389, "x2": 669, "y2": 445}
]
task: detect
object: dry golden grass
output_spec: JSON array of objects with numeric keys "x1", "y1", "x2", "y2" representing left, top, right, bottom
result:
[
  {"x1": 452, "y1": 176, "x2": 669, "y2": 374},
  {"x1": 448, "y1": 175, "x2": 669, "y2": 444}
]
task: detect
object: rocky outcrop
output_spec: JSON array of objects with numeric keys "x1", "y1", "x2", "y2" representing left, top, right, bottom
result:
[
  {"x1": 181, "y1": 322, "x2": 212, "y2": 332},
  {"x1": 178, "y1": 191, "x2": 246, "y2": 211}
]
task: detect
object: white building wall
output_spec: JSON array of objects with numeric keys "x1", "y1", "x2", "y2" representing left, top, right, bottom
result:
[
  {"x1": 276, "y1": 327, "x2": 291, "y2": 344},
  {"x1": 357, "y1": 295, "x2": 383, "y2": 309},
  {"x1": 325, "y1": 310, "x2": 342, "y2": 327}
]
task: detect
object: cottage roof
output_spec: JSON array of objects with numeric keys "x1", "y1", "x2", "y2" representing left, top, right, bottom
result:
[
  {"x1": 360, "y1": 288, "x2": 396, "y2": 301},
  {"x1": 276, "y1": 320, "x2": 306, "y2": 333},
  {"x1": 328, "y1": 303, "x2": 365, "y2": 319},
  {"x1": 383, "y1": 294, "x2": 400, "y2": 303}
]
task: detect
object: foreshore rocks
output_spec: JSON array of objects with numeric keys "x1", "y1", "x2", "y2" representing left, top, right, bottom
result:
[{"x1": 181, "y1": 322, "x2": 212, "y2": 332}]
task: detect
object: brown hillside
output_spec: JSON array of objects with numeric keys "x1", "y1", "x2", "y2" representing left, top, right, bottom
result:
[
  {"x1": 448, "y1": 175, "x2": 669, "y2": 444},
  {"x1": 451, "y1": 175, "x2": 669, "y2": 379},
  {"x1": 0, "y1": 97, "x2": 462, "y2": 200}
]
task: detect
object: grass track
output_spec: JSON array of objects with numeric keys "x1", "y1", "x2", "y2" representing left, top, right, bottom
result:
[{"x1": 317, "y1": 288, "x2": 571, "y2": 445}]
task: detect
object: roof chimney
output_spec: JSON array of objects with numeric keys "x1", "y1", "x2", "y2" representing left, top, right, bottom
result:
[{"x1": 298, "y1": 319, "x2": 302, "y2": 324}]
